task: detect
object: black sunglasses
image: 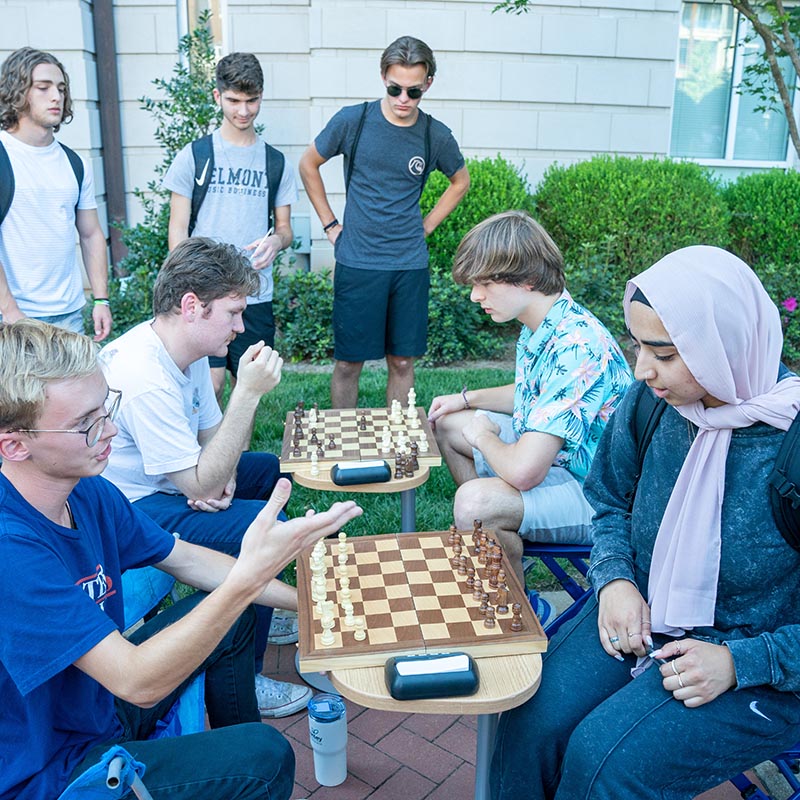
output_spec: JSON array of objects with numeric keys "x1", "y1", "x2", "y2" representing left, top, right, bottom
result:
[{"x1": 386, "y1": 83, "x2": 425, "y2": 100}]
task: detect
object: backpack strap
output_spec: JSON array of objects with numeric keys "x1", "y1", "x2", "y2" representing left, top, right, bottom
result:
[
  {"x1": 0, "y1": 141, "x2": 83, "y2": 226},
  {"x1": 345, "y1": 102, "x2": 369, "y2": 193},
  {"x1": 189, "y1": 135, "x2": 214, "y2": 236},
  {"x1": 58, "y1": 142, "x2": 84, "y2": 220},
  {"x1": 418, "y1": 111, "x2": 432, "y2": 200},
  {"x1": 769, "y1": 411, "x2": 800, "y2": 552},
  {"x1": 264, "y1": 143, "x2": 285, "y2": 230},
  {"x1": 0, "y1": 142, "x2": 14, "y2": 226},
  {"x1": 628, "y1": 382, "x2": 668, "y2": 511}
]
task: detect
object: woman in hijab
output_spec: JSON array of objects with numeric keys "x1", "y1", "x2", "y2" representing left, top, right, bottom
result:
[{"x1": 491, "y1": 246, "x2": 800, "y2": 800}]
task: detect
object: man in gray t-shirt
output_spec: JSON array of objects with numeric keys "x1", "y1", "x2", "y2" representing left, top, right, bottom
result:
[
  {"x1": 300, "y1": 36, "x2": 470, "y2": 408},
  {"x1": 164, "y1": 52, "x2": 297, "y2": 404}
]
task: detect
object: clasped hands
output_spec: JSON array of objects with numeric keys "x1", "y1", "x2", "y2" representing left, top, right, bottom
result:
[{"x1": 598, "y1": 579, "x2": 736, "y2": 707}]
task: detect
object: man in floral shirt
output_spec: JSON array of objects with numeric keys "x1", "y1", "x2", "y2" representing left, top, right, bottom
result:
[{"x1": 428, "y1": 211, "x2": 631, "y2": 588}]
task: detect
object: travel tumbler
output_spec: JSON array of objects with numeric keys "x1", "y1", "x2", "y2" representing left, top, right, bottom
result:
[{"x1": 307, "y1": 693, "x2": 347, "y2": 786}]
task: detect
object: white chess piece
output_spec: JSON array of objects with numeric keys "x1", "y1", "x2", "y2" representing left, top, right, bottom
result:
[
  {"x1": 353, "y1": 617, "x2": 366, "y2": 641},
  {"x1": 310, "y1": 450, "x2": 319, "y2": 477}
]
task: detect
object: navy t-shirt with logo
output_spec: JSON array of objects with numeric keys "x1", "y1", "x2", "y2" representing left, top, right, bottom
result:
[
  {"x1": 0, "y1": 473, "x2": 175, "y2": 800},
  {"x1": 315, "y1": 100, "x2": 465, "y2": 271}
]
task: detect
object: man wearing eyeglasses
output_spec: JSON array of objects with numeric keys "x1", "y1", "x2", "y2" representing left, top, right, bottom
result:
[
  {"x1": 0, "y1": 318, "x2": 362, "y2": 800},
  {"x1": 299, "y1": 35, "x2": 470, "y2": 408}
]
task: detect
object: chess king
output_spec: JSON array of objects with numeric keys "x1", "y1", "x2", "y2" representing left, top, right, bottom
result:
[{"x1": 428, "y1": 211, "x2": 632, "y2": 589}]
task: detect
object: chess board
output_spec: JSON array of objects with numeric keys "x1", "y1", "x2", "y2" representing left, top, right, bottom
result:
[
  {"x1": 280, "y1": 407, "x2": 442, "y2": 473},
  {"x1": 297, "y1": 531, "x2": 546, "y2": 672}
]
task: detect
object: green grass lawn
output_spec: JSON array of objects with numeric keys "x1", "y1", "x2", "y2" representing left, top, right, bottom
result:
[{"x1": 247, "y1": 364, "x2": 565, "y2": 590}]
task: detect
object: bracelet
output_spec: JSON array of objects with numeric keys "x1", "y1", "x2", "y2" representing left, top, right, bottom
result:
[
  {"x1": 93, "y1": 298, "x2": 110, "y2": 306},
  {"x1": 461, "y1": 385, "x2": 470, "y2": 410},
  {"x1": 323, "y1": 218, "x2": 339, "y2": 233}
]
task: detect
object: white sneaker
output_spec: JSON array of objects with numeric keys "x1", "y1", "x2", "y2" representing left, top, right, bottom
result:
[
  {"x1": 267, "y1": 609, "x2": 299, "y2": 645},
  {"x1": 255, "y1": 674, "x2": 311, "y2": 718}
]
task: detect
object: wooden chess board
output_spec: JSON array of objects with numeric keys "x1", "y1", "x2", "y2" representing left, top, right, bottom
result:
[
  {"x1": 297, "y1": 531, "x2": 546, "y2": 672},
  {"x1": 279, "y1": 407, "x2": 442, "y2": 473}
]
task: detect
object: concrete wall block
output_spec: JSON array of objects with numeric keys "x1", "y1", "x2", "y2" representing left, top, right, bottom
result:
[
  {"x1": 124, "y1": 149, "x2": 163, "y2": 195},
  {"x1": 464, "y1": 7, "x2": 543, "y2": 54},
  {"x1": 501, "y1": 60, "x2": 577, "y2": 103},
  {"x1": 117, "y1": 53, "x2": 174, "y2": 100},
  {"x1": 269, "y1": 60, "x2": 310, "y2": 101},
  {"x1": 462, "y1": 107, "x2": 540, "y2": 150},
  {"x1": 435, "y1": 58, "x2": 502, "y2": 102},
  {"x1": 609, "y1": 110, "x2": 670, "y2": 153},
  {"x1": 616, "y1": 13, "x2": 680, "y2": 60},
  {"x1": 35, "y1": 1, "x2": 89, "y2": 50},
  {"x1": 386, "y1": 8, "x2": 465, "y2": 51},
  {"x1": 576, "y1": 59, "x2": 651, "y2": 106},
  {"x1": 538, "y1": 109, "x2": 612, "y2": 150},
  {"x1": 230, "y1": 12, "x2": 310, "y2": 54},
  {"x1": 309, "y1": 55, "x2": 349, "y2": 97},
  {"x1": 260, "y1": 105, "x2": 309, "y2": 149},
  {"x1": 542, "y1": 13, "x2": 618, "y2": 58},
  {"x1": 154, "y1": 7, "x2": 178, "y2": 54},
  {"x1": 119, "y1": 102, "x2": 157, "y2": 147},
  {"x1": 114, "y1": 7, "x2": 158, "y2": 54},
  {"x1": 648, "y1": 60, "x2": 677, "y2": 106},
  {"x1": 0, "y1": 6, "x2": 30, "y2": 49},
  {"x1": 346, "y1": 56, "x2": 382, "y2": 99},
  {"x1": 319, "y1": 6, "x2": 387, "y2": 49}
]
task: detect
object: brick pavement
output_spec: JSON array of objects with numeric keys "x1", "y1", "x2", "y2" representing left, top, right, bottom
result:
[{"x1": 262, "y1": 642, "x2": 772, "y2": 800}]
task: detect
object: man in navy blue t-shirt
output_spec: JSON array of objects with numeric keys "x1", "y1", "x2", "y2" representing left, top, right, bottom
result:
[
  {"x1": 300, "y1": 35, "x2": 470, "y2": 408},
  {"x1": 0, "y1": 319, "x2": 361, "y2": 800}
]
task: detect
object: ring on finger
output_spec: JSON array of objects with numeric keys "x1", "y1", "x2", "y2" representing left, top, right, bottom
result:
[
  {"x1": 671, "y1": 661, "x2": 680, "y2": 677},
  {"x1": 677, "y1": 674, "x2": 685, "y2": 689},
  {"x1": 609, "y1": 636, "x2": 620, "y2": 644}
]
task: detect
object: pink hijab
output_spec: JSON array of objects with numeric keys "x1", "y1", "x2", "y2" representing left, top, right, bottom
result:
[{"x1": 624, "y1": 246, "x2": 800, "y2": 635}]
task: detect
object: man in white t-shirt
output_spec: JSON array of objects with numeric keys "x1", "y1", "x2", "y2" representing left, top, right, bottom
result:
[
  {"x1": 99, "y1": 237, "x2": 312, "y2": 718},
  {"x1": 164, "y1": 52, "x2": 296, "y2": 403},
  {"x1": 0, "y1": 47, "x2": 111, "y2": 341}
]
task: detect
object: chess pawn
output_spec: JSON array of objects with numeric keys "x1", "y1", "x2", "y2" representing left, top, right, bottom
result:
[
  {"x1": 343, "y1": 603, "x2": 355, "y2": 626},
  {"x1": 359, "y1": 415, "x2": 367, "y2": 431},
  {"x1": 457, "y1": 555, "x2": 468, "y2": 576},
  {"x1": 320, "y1": 616, "x2": 336, "y2": 647},
  {"x1": 466, "y1": 567, "x2": 475, "y2": 589},
  {"x1": 353, "y1": 618, "x2": 366, "y2": 641},
  {"x1": 450, "y1": 543, "x2": 462, "y2": 568},
  {"x1": 310, "y1": 451, "x2": 319, "y2": 477},
  {"x1": 479, "y1": 594, "x2": 489, "y2": 616},
  {"x1": 337, "y1": 531, "x2": 348, "y2": 553},
  {"x1": 510, "y1": 603, "x2": 523, "y2": 632},
  {"x1": 316, "y1": 446, "x2": 325, "y2": 458},
  {"x1": 484, "y1": 606, "x2": 497, "y2": 629},
  {"x1": 448, "y1": 525, "x2": 458, "y2": 545},
  {"x1": 473, "y1": 578, "x2": 484, "y2": 601},
  {"x1": 473, "y1": 519, "x2": 483, "y2": 536},
  {"x1": 339, "y1": 576, "x2": 350, "y2": 591},
  {"x1": 417, "y1": 433, "x2": 428, "y2": 452},
  {"x1": 337, "y1": 553, "x2": 348, "y2": 567}
]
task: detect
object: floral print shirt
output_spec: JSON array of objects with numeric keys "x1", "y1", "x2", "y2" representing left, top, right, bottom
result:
[{"x1": 513, "y1": 290, "x2": 632, "y2": 481}]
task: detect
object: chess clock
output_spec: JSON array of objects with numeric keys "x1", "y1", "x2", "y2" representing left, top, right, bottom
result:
[
  {"x1": 385, "y1": 652, "x2": 479, "y2": 700},
  {"x1": 330, "y1": 460, "x2": 391, "y2": 485}
]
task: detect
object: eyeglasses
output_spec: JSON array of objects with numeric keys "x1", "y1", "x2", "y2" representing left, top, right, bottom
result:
[
  {"x1": 386, "y1": 82, "x2": 426, "y2": 100},
  {"x1": 16, "y1": 389, "x2": 122, "y2": 448}
]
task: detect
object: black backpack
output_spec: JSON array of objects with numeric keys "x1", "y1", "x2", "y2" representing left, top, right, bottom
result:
[
  {"x1": 631, "y1": 382, "x2": 800, "y2": 552},
  {"x1": 0, "y1": 140, "x2": 84, "y2": 225},
  {"x1": 189, "y1": 134, "x2": 285, "y2": 236}
]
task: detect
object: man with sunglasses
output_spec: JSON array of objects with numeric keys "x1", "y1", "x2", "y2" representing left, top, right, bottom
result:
[
  {"x1": 0, "y1": 318, "x2": 362, "y2": 800},
  {"x1": 300, "y1": 35, "x2": 470, "y2": 408}
]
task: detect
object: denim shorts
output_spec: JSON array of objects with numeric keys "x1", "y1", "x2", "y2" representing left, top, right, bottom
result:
[{"x1": 473, "y1": 410, "x2": 594, "y2": 544}]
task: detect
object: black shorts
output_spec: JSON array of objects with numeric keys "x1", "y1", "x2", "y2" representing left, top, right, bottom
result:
[
  {"x1": 209, "y1": 300, "x2": 275, "y2": 375},
  {"x1": 333, "y1": 264, "x2": 429, "y2": 362}
]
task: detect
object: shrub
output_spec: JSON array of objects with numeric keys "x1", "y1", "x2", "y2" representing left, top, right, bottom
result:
[
  {"x1": 751, "y1": 261, "x2": 800, "y2": 366},
  {"x1": 723, "y1": 170, "x2": 800, "y2": 267},
  {"x1": 533, "y1": 155, "x2": 731, "y2": 337},
  {"x1": 273, "y1": 265, "x2": 334, "y2": 363}
]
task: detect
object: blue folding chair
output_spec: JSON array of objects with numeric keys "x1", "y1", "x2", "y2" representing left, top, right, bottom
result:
[
  {"x1": 522, "y1": 541, "x2": 593, "y2": 636},
  {"x1": 56, "y1": 745, "x2": 152, "y2": 800},
  {"x1": 728, "y1": 744, "x2": 800, "y2": 799}
]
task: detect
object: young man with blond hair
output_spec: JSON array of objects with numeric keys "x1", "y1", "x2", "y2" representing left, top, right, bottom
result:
[
  {"x1": 300, "y1": 35, "x2": 470, "y2": 408},
  {"x1": 0, "y1": 318, "x2": 361, "y2": 799},
  {"x1": 0, "y1": 47, "x2": 111, "y2": 340},
  {"x1": 429, "y1": 211, "x2": 632, "y2": 596}
]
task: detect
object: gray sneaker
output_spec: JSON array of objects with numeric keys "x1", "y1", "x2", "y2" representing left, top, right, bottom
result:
[
  {"x1": 267, "y1": 609, "x2": 299, "y2": 645},
  {"x1": 255, "y1": 674, "x2": 312, "y2": 718}
]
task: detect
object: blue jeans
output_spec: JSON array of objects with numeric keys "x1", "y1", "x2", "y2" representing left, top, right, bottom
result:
[
  {"x1": 69, "y1": 592, "x2": 294, "y2": 799},
  {"x1": 491, "y1": 596, "x2": 800, "y2": 800},
  {"x1": 134, "y1": 452, "x2": 286, "y2": 667}
]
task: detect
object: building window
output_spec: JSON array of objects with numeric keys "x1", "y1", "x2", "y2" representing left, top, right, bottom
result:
[
  {"x1": 671, "y1": 1, "x2": 797, "y2": 163},
  {"x1": 183, "y1": 0, "x2": 226, "y2": 57}
]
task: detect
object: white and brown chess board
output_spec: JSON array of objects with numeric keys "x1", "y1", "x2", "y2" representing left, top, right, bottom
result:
[
  {"x1": 297, "y1": 529, "x2": 547, "y2": 672},
  {"x1": 279, "y1": 405, "x2": 442, "y2": 474}
]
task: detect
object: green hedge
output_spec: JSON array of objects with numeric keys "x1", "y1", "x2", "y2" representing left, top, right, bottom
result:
[{"x1": 723, "y1": 170, "x2": 800, "y2": 267}]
